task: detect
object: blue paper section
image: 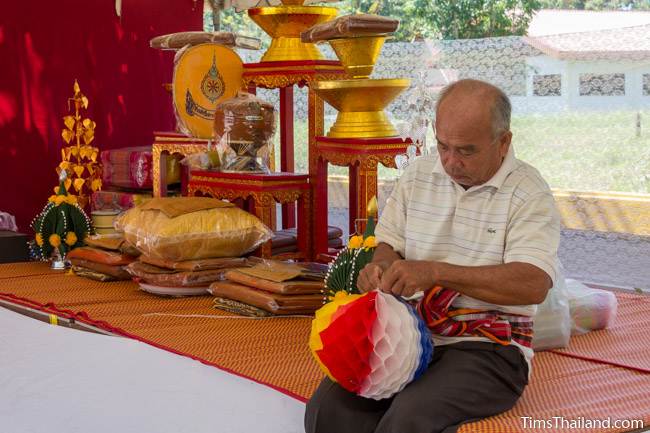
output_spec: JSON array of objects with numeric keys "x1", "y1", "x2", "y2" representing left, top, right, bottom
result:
[{"x1": 408, "y1": 302, "x2": 434, "y2": 381}]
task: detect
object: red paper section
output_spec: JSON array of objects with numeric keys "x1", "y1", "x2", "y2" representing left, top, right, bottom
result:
[{"x1": 316, "y1": 291, "x2": 378, "y2": 393}]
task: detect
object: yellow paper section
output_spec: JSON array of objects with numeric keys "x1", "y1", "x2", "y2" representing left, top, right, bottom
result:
[{"x1": 309, "y1": 292, "x2": 365, "y2": 381}]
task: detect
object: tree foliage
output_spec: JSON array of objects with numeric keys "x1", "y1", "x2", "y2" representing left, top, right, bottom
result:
[
  {"x1": 337, "y1": 0, "x2": 541, "y2": 40},
  {"x1": 342, "y1": 0, "x2": 439, "y2": 40},
  {"x1": 428, "y1": 0, "x2": 541, "y2": 39},
  {"x1": 539, "y1": 0, "x2": 650, "y2": 9},
  {"x1": 208, "y1": 0, "x2": 542, "y2": 41},
  {"x1": 206, "y1": 0, "x2": 650, "y2": 43},
  {"x1": 205, "y1": 0, "x2": 650, "y2": 42}
]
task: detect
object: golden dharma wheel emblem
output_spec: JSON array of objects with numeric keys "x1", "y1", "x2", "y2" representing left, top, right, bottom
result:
[
  {"x1": 173, "y1": 43, "x2": 243, "y2": 139},
  {"x1": 199, "y1": 53, "x2": 226, "y2": 103}
]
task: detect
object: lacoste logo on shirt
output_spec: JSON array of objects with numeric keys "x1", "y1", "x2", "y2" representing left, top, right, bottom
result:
[{"x1": 487, "y1": 228, "x2": 496, "y2": 234}]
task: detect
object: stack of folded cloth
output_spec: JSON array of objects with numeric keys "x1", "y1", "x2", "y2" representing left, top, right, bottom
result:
[
  {"x1": 91, "y1": 190, "x2": 153, "y2": 213},
  {"x1": 149, "y1": 31, "x2": 262, "y2": 51},
  {"x1": 271, "y1": 226, "x2": 343, "y2": 255},
  {"x1": 209, "y1": 260, "x2": 327, "y2": 317},
  {"x1": 126, "y1": 255, "x2": 250, "y2": 296},
  {"x1": 68, "y1": 235, "x2": 140, "y2": 281},
  {"x1": 91, "y1": 146, "x2": 182, "y2": 217},
  {"x1": 101, "y1": 146, "x2": 180, "y2": 191},
  {"x1": 113, "y1": 197, "x2": 274, "y2": 296},
  {"x1": 301, "y1": 13, "x2": 400, "y2": 42}
]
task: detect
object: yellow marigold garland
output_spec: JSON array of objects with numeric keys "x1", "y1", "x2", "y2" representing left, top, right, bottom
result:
[
  {"x1": 348, "y1": 235, "x2": 364, "y2": 249},
  {"x1": 363, "y1": 236, "x2": 377, "y2": 250},
  {"x1": 65, "y1": 231, "x2": 78, "y2": 246},
  {"x1": 49, "y1": 234, "x2": 61, "y2": 248}
]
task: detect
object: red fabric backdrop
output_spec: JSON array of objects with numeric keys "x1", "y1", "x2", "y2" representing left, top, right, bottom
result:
[{"x1": 0, "y1": 1, "x2": 203, "y2": 232}]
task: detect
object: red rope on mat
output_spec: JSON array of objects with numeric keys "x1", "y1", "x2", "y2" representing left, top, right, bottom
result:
[
  {"x1": 0, "y1": 273, "x2": 56, "y2": 281},
  {"x1": 548, "y1": 350, "x2": 650, "y2": 374},
  {"x1": 0, "y1": 292, "x2": 310, "y2": 403}
]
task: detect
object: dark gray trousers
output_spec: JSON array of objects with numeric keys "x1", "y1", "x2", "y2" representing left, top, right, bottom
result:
[{"x1": 304, "y1": 341, "x2": 529, "y2": 433}]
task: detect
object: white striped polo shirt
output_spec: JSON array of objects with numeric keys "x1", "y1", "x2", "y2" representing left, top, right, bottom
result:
[{"x1": 375, "y1": 145, "x2": 561, "y2": 371}]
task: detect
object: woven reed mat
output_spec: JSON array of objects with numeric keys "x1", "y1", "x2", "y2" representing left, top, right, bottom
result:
[
  {"x1": 458, "y1": 352, "x2": 650, "y2": 433},
  {"x1": 2, "y1": 262, "x2": 650, "y2": 433},
  {"x1": 0, "y1": 261, "x2": 57, "y2": 279}
]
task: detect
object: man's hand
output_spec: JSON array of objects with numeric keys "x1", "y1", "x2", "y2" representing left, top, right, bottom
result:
[
  {"x1": 378, "y1": 260, "x2": 438, "y2": 297},
  {"x1": 357, "y1": 262, "x2": 389, "y2": 293}
]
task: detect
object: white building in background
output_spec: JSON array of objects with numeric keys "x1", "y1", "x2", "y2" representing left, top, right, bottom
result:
[
  {"x1": 521, "y1": 10, "x2": 650, "y2": 112},
  {"x1": 528, "y1": 8, "x2": 650, "y2": 35}
]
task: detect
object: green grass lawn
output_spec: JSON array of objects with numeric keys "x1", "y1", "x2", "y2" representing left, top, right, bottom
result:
[
  {"x1": 274, "y1": 111, "x2": 650, "y2": 194},
  {"x1": 512, "y1": 111, "x2": 650, "y2": 193}
]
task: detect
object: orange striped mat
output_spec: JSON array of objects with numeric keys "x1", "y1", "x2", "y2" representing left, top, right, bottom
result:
[
  {"x1": 1, "y1": 262, "x2": 649, "y2": 433},
  {"x1": 458, "y1": 352, "x2": 650, "y2": 433}
]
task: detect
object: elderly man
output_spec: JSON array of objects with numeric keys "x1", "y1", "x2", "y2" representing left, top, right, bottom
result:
[{"x1": 305, "y1": 79, "x2": 560, "y2": 433}]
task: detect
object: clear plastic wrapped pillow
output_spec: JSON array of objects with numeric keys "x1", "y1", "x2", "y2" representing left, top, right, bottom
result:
[{"x1": 115, "y1": 197, "x2": 272, "y2": 261}]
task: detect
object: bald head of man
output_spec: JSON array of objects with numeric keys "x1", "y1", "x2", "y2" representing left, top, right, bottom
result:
[{"x1": 434, "y1": 79, "x2": 513, "y2": 188}]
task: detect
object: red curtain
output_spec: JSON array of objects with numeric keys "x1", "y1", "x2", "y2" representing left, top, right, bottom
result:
[{"x1": 0, "y1": 0, "x2": 203, "y2": 232}]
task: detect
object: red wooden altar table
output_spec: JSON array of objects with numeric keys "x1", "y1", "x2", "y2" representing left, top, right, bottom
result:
[
  {"x1": 242, "y1": 60, "x2": 345, "y2": 233},
  {"x1": 152, "y1": 131, "x2": 210, "y2": 197},
  {"x1": 313, "y1": 136, "x2": 412, "y2": 256}
]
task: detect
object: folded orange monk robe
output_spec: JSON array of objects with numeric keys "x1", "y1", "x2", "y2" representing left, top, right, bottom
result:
[
  {"x1": 84, "y1": 235, "x2": 124, "y2": 251},
  {"x1": 84, "y1": 235, "x2": 141, "y2": 257},
  {"x1": 139, "y1": 255, "x2": 249, "y2": 272},
  {"x1": 238, "y1": 261, "x2": 304, "y2": 282},
  {"x1": 212, "y1": 297, "x2": 273, "y2": 317},
  {"x1": 209, "y1": 281, "x2": 325, "y2": 315},
  {"x1": 149, "y1": 31, "x2": 262, "y2": 51},
  {"x1": 137, "y1": 196, "x2": 234, "y2": 218},
  {"x1": 225, "y1": 270, "x2": 324, "y2": 295},
  {"x1": 71, "y1": 266, "x2": 119, "y2": 282},
  {"x1": 67, "y1": 247, "x2": 137, "y2": 266},
  {"x1": 69, "y1": 258, "x2": 132, "y2": 280},
  {"x1": 127, "y1": 261, "x2": 230, "y2": 288},
  {"x1": 301, "y1": 14, "x2": 400, "y2": 43}
]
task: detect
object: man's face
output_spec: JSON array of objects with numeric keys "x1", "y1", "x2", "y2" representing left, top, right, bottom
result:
[{"x1": 435, "y1": 97, "x2": 511, "y2": 187}]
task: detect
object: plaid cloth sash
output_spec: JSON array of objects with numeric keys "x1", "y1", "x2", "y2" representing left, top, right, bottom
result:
[{"x1": 416, "y1": 286, "x2": 533, "y2": 348}]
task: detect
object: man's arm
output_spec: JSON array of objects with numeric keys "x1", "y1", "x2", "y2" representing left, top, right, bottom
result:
[
  {"x1": 378, "y1": 260, "x2": 551, "y2": 305},
  {"x1": 357, "y1": 242, "x2": 402, "y2": 293},
  {"x1": 379, "y1": 189, "x2": 559, "y2": 306}
]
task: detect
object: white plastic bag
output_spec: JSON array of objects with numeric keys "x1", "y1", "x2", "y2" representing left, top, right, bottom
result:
[
  {"x1": 0, "y1": 211, "x2": 18, "y2": 232},
  {"x1": 565, "y1": 279, "x2": 618, "y2": 335},
  {"x1": 180, "y1": 151, "x2": 220, "y2": 171},
  {"x1": 532, "y1": 274, "x2": 572, "y2": 351}
]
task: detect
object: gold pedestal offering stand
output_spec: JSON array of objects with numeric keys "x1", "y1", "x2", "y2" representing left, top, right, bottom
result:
[
  {"x1": 311, "y1": 78, "x2": 409, "y2": 138},
  {"x1": 310, "y1": 35, "x2": 410, "y2": 138},
  {"x1": 248, "y1": 5, "x2": 338, "y2": 62},
  {"x1": 328, "y1": 35, "x2": 386, "y2": 79},
  {"x1": 310, "y1": 33, "x2": 413, "y2": 255}
]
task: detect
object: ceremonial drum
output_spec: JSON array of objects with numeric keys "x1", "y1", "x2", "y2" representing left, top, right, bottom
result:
[{"x1": 172, "y1": 43, "x2": 244, "y2": 139}]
